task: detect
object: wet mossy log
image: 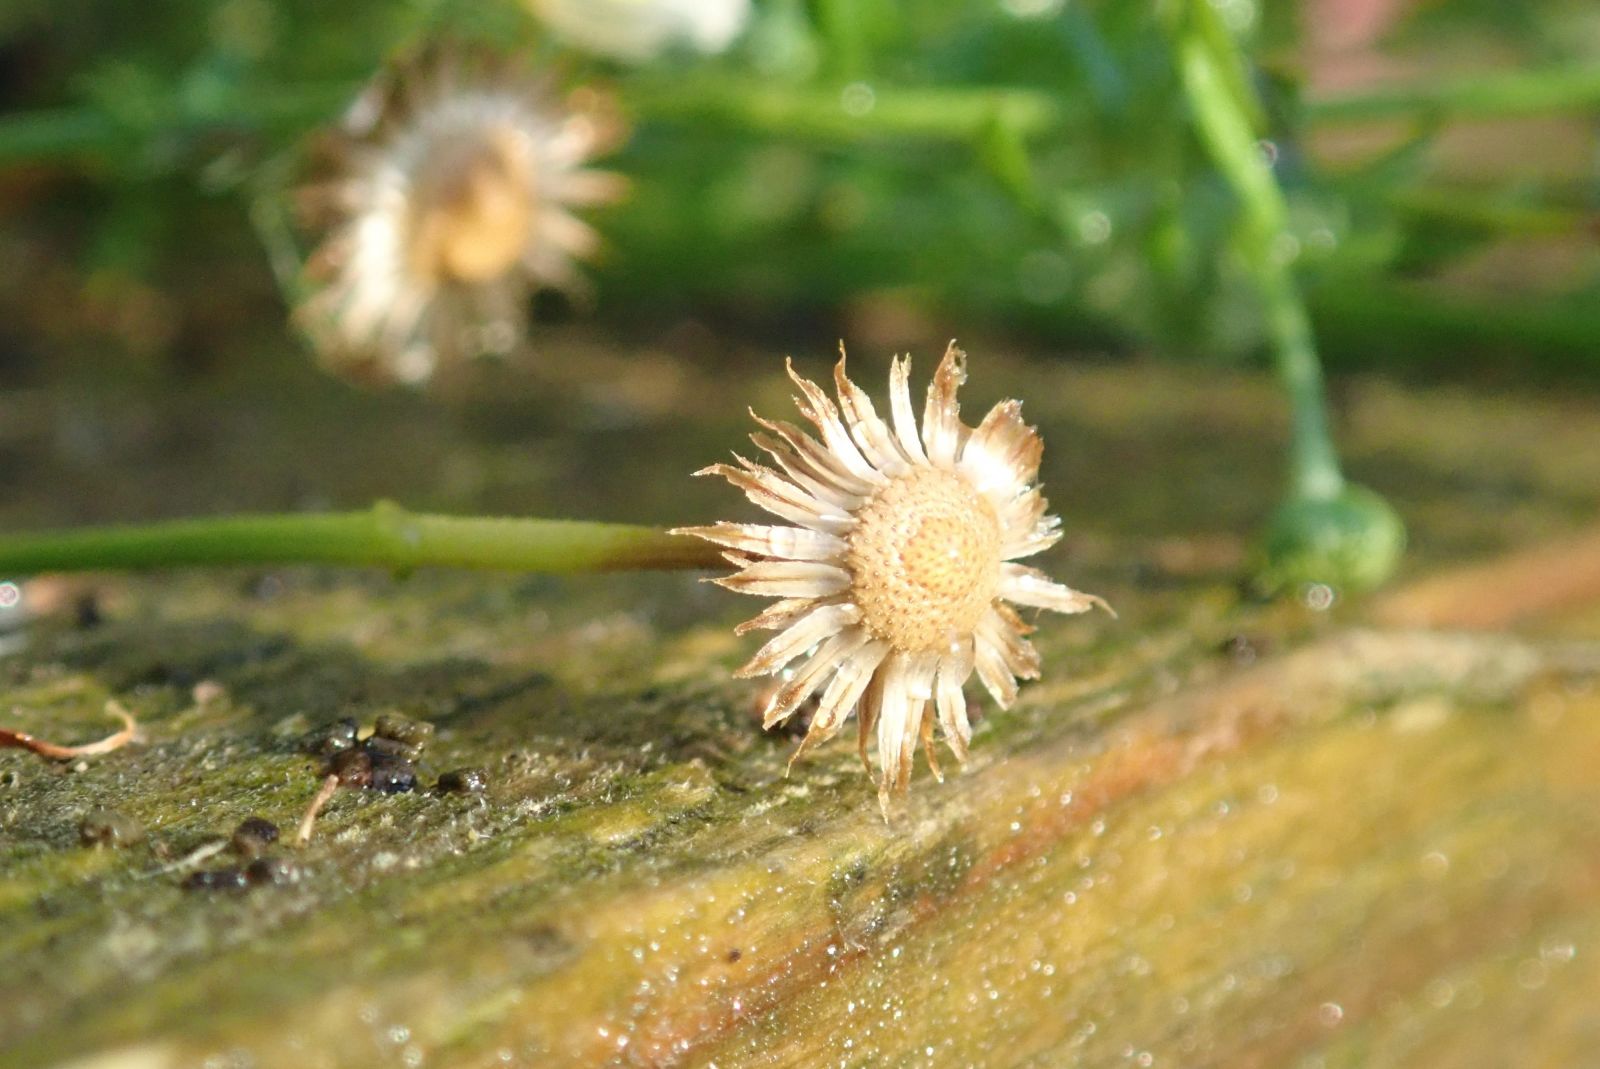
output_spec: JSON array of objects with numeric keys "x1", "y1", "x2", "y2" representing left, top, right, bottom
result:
[
  {"x1": 1, "y1": 575, "x2": 1598, "y2": 1068},
  {"x1": 4, "y1": 352, "x2": 1600, "y2": 1067}
]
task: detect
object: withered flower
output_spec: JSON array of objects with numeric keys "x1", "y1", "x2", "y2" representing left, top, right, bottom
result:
[
  {"x1": 296, "y1": 50, "x2": 626, "y2": 383},
  {"x1": 679, "y1": 345, "x2": 1110, "y2": 814}
]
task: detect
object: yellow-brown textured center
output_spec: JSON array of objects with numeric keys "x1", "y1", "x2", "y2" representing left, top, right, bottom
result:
[
  {"x1": 409, "y1": 130, "x2": 536, "y2": 285},
  {"x1": 846, "y1": 467, "x2": 1001, "y2": 652}
]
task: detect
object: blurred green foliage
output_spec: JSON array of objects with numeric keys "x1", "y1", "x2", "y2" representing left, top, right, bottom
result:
[{"x1": 2, "y1": 0, "x2": 1599, "y2": 376}]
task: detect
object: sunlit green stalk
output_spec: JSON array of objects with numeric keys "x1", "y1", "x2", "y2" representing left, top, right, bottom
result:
[
  {"x1": 1311, "y1": 281, "x2": 1600, "y2": 373},
  {"x1": 1307, "y1": 63, "x2": 1600, "y2": 124},
  {"x1": 6, "y1": 58, "x2": 1600, "y2": 168},
  {"x1": 0, "y1": 84, "x2": 352, "y2": 165},
  {"x1": 0, "y1": 108, "x2": 127, "y2": 164},
  {"x1": 0, "y1": 504, "x2": 721, "y2": 577},
  {"x1": 1176, "y1": 8, "x2": 1343, "y2": 502},
  {"x1": 632, "y1": 79, "x2": 1064, "y2": 144},
  {"x1": 0, "y1": 79, "x2": 1066, "y2": 166},
  {"x1": 1380, "y1": 186, "x2": 1588, "y2": 237}
]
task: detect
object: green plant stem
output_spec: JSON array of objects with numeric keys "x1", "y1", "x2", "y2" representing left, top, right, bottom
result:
[
  {"x1": 0, "y1": 504, "x2": 722, "y2": 578},
  {"x1": 6, "y1": 57, "x2": 1600, "y2": 166},
  {"x1": 0, "y1": 84, "x2": 352, "y2": 165},
  {"x1": 1307, "y1": 63, "x2": 1600, "y2": 124},
  {"x1": 1382, "y1": 186, "x2": 1590, "y2": 237},
  {"x1": 1176, "y1": 6, "x2": 1343, "y2": 503},
  {"x1": 1310, "y1": 280, "x2": 1600, "y2": 374},
  {"x1": 0, "y1": 108, "x2": 127, "y2": 165},
  {"x1": 632, "y1": 78, "x2": 1065, "y2": 145},
  {"x1": 0, "y1": 78, "x2": 1063, "y2": 165}
]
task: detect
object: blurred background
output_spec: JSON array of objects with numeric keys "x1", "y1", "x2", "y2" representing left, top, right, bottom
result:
[
  {"x1": 1, "y1": 0, "x2": 1599, "y2": 554},
  {"x1": 4, "y1": 0, "x2": 1600, "y2": 376}
]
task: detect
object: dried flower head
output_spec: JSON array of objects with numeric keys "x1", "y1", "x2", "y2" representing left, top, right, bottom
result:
[
  {"x1": 296, "y1": 50, "x2": 626, "y2": 384},
  {"x1": 678, "y1": 344, "x2": 1111, "y2": 814}
]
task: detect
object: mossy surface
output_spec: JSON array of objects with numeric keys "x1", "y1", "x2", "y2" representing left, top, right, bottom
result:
[{"x1": 3, "y1": 338, "x2": 1600, "y2": 1067}]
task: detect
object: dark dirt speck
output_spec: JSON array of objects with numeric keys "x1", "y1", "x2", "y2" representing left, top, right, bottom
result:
[
  {"x1": 437, "y1": 767, "x2": 489, "y2": 794},
  {"x1": 182, "y1": 868, "x2": 249, "y2": 893},
  {"x1": 231, "y1": 817, "x2": 280, "y2": 857},
  {"x1": 373, "y1": 713, "x2": 434, "y2": 750},
  {"x1": 303, "y1": 718, "x2": 359, "y2": 757},
  {"x1": 245, "y1": 856, "x2": 300, "y2": 886},
  {"x1": 78, "y1": 807, "x2": 145, "y2": 848}
]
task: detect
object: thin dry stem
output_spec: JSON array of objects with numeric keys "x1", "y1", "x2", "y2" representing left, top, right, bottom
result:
[
  {"x1": 296, "y1": 773, "x2": 342, "y2": 845},
  {"x1": 0, "y1": 700, "x2": 141, "y2": 761}
]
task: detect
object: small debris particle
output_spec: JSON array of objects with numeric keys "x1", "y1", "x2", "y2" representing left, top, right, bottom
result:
[
  {"x1": 373, "y1": 713, "x2": 434, "y2": 750},
  {"x1": 79, "y1": 807, "x2": 145, "y2": 848},
  {"x1": 295, "y1": 720, "x2": 423, "y2": 844},
  {"x1": 181, "y1": 867, "x2": 249, "y2": 892},
  {"x1": 245, "y1": 856, "x2": 301, "y2": 886},
  {"x1": 368, "y1": 751, "x2": 418, "y2": 794},
  {"x1": 248, "y1": 573, "x2": 285, "y2": 601},
  {"x1": 329, "y1": 746, "x2": 374, "y2": 787},
  {"x1": 1219, "y1": 633, "x2": 1269, "y2": 666},
  {"x1": 726, "y1": 948, "x2": 742, "y2": 963},
  {"x1": 437, "y1": 767, "x2": 489, "y2": 794},
  {"x1": 303, "y1": 717, "x2": 359, "y2": 757},
  {"x1": 231, "y1": 817, "x2": 281, "y2": 857},
  {"x1": 74, "y1": 592, "x2": 103, "y2": 629},
  {"x1": 192, "y1": 680, "x2": 228, "y2": 706},
  {"x1": 1, "y1": 700, "x2": 141, "y2": 761},
  {"x1": 295, "y1": 774, "x2": 342, "y2": 845},
  {"x1": 364, "y1": 735, "x2": 424, "y2": 763},
  {"x1": 328, "y1": 739, "x2": 417, "y2": 794}
]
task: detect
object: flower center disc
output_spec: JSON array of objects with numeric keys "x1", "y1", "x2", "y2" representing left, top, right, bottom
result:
[
  {"x1": 846, "y1": 467, "x2": 1002, "y2": 652},
  {"x1": 410, "y1": 130, "x2": 536, "y2": 285}
]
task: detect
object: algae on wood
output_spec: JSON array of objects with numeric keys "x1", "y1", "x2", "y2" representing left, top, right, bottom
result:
[{"x1": 3, "y1": 341, "x2": 1600, "y2": 1067}]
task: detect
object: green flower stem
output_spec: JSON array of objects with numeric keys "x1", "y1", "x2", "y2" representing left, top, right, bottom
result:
[
  {"x1": 0, "y1": 84, "x2": 352, "y2": 165},
  {"x1": 0, "y1": 107, "x2": 127, "y2": 165},
  {"x1": 0, "y1": 78, "x2": 1064, "y2": 165},
  {"x1": 1307, "y1": 63, "x2": 1600, "y2": 125},
  {"x1": 1172, "y1": 3, "x2": 1406, "y2": 593},
  {"x1": 0, "y1": 504, "x2": 722, "y2": 578},
  {"x1": 1311, "y1": 280, "x2": 1600, "y2": 373},
  {"x1": 632, "y1": 78, "x2": 1065, "y2": 145},
  {"x1": 5, "y1": 59, "x2": 1599, "y2": 166},
  {"x1": 1175, "y1": 8, "x2": 1343, "y2": 502},
  {"x1": 1381, "y1": 186, "x2": 1588, "y2": 237}
]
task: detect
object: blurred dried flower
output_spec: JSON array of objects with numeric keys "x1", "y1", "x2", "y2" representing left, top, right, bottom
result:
[
  {"x1": 678, "y1": 344, "x2": 1110, "y2": 815},
  {"x1": 531, "y1": 0, "x2": 751, "y2": 62},
  {"x1": 296, "y1": 49, "x2": 626, "y2": 384}
]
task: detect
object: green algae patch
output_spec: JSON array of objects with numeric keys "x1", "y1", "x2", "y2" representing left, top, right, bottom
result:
[{"x1": 6, "y1": 351, "x2": 1600, "y2": 1065}]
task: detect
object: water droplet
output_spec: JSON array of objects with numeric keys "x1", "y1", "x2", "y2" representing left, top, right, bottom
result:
[
  {"x1": 840, "y1": 83, "x2": 876, "y2": 117},
  {"x1": 1078, "y1": 210, "x2": 1113, "y2": 245},
  {"x1": 1301, "y1": 583, "x2": 1336, "y2": 611}
]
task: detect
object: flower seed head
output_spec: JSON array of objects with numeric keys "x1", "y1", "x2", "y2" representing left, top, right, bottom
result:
[
  {"x1": 847, "y1": 467, "x2": 1001, "y2": 652},
  {"x1": 676, "y1": 343, "x2": 1111, "y2": 817},
  {"x1": 407, "y1": 129, "x2": 540, "y2": 285},
  {"x1": 295, "y1": 48, "x2": 626, "y2": 385}
]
